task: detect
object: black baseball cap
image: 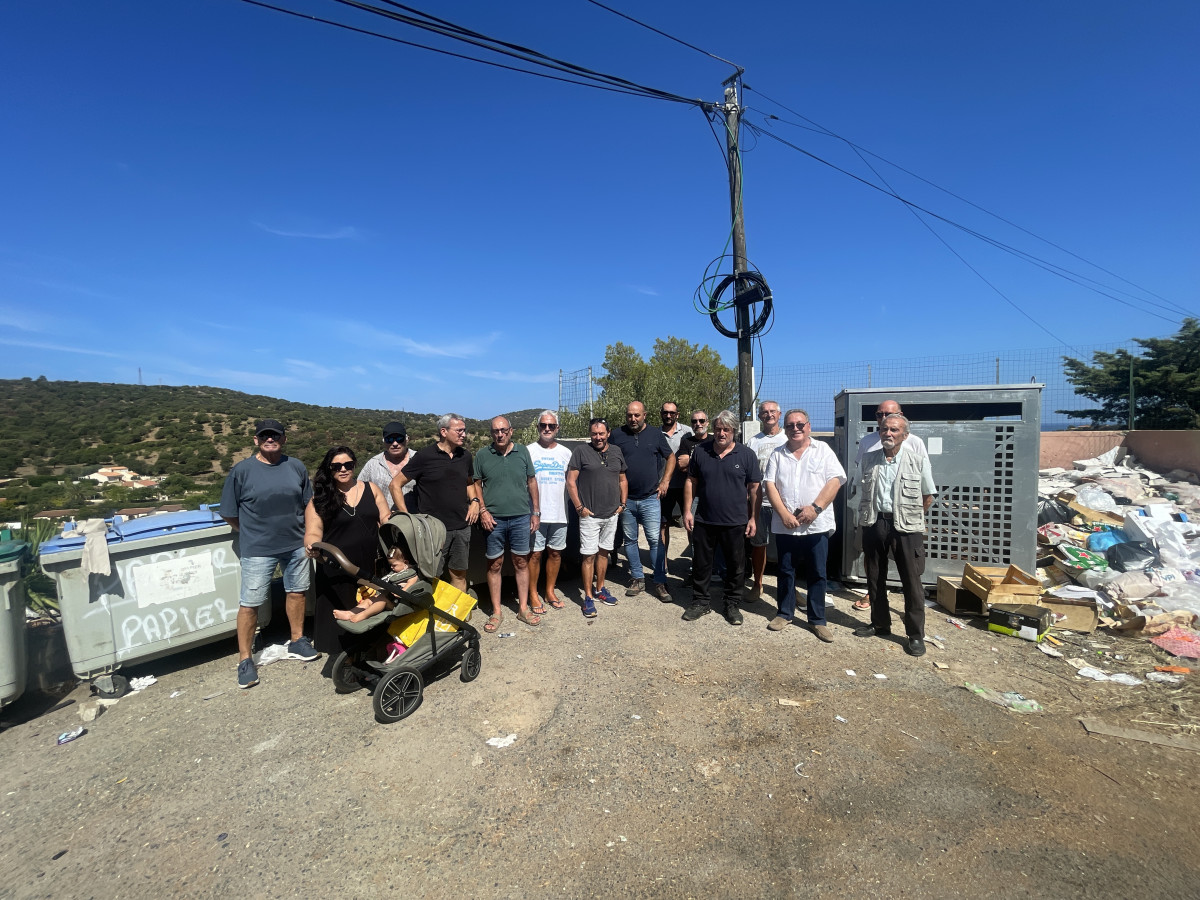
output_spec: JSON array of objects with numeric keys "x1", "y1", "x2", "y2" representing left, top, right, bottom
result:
[
  {"x1": 255, "y1": 418, "x2": 285, "y2": 437},
  {"x1": 383, "y1": 421, "x2": 407, "y2": 442}
]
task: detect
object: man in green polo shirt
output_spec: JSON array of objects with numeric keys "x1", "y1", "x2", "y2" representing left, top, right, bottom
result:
[{"x1": 474, "y1": 416, "x2": 541, "y2": 632}]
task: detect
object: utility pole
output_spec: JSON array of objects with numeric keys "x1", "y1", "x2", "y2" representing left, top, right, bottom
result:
[{"x1": 723, "y1": 75, "x2": 754, "y2": 429}]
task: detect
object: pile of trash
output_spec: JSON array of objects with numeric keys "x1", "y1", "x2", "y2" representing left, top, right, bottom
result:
[{"x1": 1036, "y1": 445, "x2": 1200, "y2": 653}]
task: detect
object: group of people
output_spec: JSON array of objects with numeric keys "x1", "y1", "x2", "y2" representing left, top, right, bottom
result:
[{"x1": 217, "y1": 397, "x2": 937, "y2": 689}]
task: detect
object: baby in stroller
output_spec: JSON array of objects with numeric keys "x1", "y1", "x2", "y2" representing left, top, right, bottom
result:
[{"x1": 333, "y1": 545, "x2": 419, "y2": 624}]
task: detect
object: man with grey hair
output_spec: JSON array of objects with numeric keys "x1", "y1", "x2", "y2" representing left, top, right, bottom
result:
[
  {"x1": 527, "y1": 410, "x2": 572, "y2": 612},
  {"x1": 855, "y1": 413, "x2": 937, "y2": 656},
  {"x1": 749, "y1": 400, "x2": 788, "y2": 597},
  {"x1": 390, "y1": 413, "x2": 480, "y2": 592},
  {"x1": 682, "y1": 410, "x2": 761, "y2": 625}
]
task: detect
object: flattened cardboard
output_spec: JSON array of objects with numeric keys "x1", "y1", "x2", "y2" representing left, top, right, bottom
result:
[{"x1": 1036, "y1": 595, "x2": 1099, "y2": 633}]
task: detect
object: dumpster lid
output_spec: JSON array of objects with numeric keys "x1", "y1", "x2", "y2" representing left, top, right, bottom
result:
[
  {"x1": 0, "y1": 540, "x2": 29, "y2": 564},
  {"x1": 39, "y1": 507, "x2": 227, "y2": 556}
]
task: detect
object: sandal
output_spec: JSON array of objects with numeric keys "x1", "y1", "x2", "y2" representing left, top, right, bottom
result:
[
  {"x1": 852, "y1": 599, "x2": 871, "y2": 611},
  {"x1": 546, "y1": 592, "x2": 565, "y2": 610},
  {"x1": 516, "y1": 610, "x2": 541, "y2": 627},
  {"x1": 483, "y1": 613, "x2": 503, "y2": 633},
  {"x1": 530, "y1": 602, "x2": 548, "y2": 617}
]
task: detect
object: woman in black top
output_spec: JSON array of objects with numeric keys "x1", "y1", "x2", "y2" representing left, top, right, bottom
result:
[{"x1": 303, "y1": 446, "x2": 392, "y2": 654}]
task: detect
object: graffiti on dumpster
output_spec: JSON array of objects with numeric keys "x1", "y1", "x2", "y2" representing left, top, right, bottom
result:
[{"x1": 118, "y1": 597, "x2": 236, "y2": 656}]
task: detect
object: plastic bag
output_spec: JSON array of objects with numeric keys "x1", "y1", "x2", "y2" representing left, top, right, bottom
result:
[
  {"x1": 1105, "y1": 541, "x2": 1157, "y2": 572},
  {"x1": 1159, "y1": 581, "x2": 1200, "y2": 620},
  {"x1": 1075, "y1": 485, "x2": 1119, "y2": 513},
  {"x1": 1037, "y1": 498, "x2": 1073, "y2": 526},
  {"x1": 1157, "y1": 526, "x2": 1200, "y2": 570},
  {"x1": 1087, "y1": 528, "x2": 1129, "y2": 553}
]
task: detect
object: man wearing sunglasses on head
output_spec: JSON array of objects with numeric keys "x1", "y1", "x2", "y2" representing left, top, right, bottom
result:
[
  {"x1": 358, "y1": 421, "x2": 415, "y2": 511},
  {"x1": 220, "y1": 419, "x2": 318, "y2": 690},
  {"x1": 527, "y1": 410, "x2": 573, "y2": 613}
]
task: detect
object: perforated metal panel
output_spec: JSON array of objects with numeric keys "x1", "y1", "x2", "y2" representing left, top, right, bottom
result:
[{"x1": 833, "y1": 385, "x2": 1042, "y2": 587}]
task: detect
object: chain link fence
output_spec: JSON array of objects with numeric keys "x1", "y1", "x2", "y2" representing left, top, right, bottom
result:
[{"x1": 560, "y1": 340, "x2": 1177, "y2": 433}]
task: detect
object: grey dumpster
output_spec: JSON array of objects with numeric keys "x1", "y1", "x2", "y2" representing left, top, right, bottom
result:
[
  {"x1": 38, "y1": 508, "x2": 269, "y2": 679},
  {"x1": 0, "y1": 541, "x2": 30, "y2": 707}
]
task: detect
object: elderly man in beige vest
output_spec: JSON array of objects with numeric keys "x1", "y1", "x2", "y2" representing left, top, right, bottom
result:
[{"x1": 854, "y1": 413, "x2": 936, "y2": 656}]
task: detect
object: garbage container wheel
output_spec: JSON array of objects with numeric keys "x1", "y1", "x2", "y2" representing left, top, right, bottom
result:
[
  {"x1": 373, "y1": 666, "x2": 423, "y2": 724},
  {"x1": 331, "y1": 650, "x2": 364, "y2": 694},
  {"x1": 460, "y1": 645, "x2": 482, "y2": 683}
]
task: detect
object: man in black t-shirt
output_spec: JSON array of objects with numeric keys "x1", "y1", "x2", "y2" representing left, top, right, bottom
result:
[
  {"x1": 682, "y1": 410, "x2": 761, "y2": 625},
  {"x1": 390, "y1": 413, "x2": 481, "y2": 591}
]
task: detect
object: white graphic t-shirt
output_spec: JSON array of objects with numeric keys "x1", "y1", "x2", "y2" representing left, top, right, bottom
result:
[{"x1": 527, "y1": 441, "x2": 574, "y2": 524}]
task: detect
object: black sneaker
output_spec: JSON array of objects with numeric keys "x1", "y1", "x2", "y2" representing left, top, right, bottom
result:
[
  {"x1": 724, "y1": 605, "x2": 744, "y2": 626},
  {"x1": 905, "y1": 637, "x2": 927, "y2": 657},
  {"x1": 853, "y1": 625, "x2": 891, "y2": 638},
  {"x1": 625, "y1": 578, "x2": 644, "y2": 597},
  {"x1": 682, "y1": 604, "x2": 711, "y2": 621}
]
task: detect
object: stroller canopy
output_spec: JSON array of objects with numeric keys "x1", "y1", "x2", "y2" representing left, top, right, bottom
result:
[{"x1": 379, "y1": 512, "x2": 447, "y2": 581}]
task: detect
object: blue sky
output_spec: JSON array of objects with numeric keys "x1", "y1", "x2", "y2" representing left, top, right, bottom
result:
[{"x1": 2, "y1": 1, "x2": 1196, "y2": 419}]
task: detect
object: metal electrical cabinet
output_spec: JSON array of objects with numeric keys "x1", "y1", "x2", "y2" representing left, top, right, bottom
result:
[{"x1": 834, "y1": 385, "x2": 1042, "y2": 587}]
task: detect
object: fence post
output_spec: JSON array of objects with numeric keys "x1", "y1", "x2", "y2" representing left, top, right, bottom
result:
[
  {"x1": 995, "y1": 357, "x2": 1000, "y2": 385},
  {"x1": 1129, "y1": 357, "x2": 1135, "y2": 430},
  {"x1": 867, "y1": 364, "x2": 871, "y2": 388}
]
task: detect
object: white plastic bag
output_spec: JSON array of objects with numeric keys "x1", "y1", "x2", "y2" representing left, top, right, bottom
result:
[
  {"x1": 1075, "y1": 485, "x2": 1118, "y2": 512},
  {"x1": 1158, "y1": 581, "x2": 1200, "y2": 620}
]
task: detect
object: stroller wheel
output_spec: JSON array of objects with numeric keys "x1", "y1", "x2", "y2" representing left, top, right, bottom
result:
[
  {"x1": 373, "y1": 667, "x2": 423, "y2": 724},
  {"x1": 331, "y1": 650, "x2": 363, "y2": 694},
  {"x1": 460, "y1": 646, "x2": 482, "y2": 683}
]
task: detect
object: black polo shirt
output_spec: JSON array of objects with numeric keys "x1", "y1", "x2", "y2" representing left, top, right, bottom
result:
[
  {"x1": 688, "y1": 441, "x2": 761, "y2": 526},
  {"x1": 609, "y1": 425, "x2": 673, "y2": 500},
  {"x1": 404, "y1": 443, "x2": 474, "y2": 531}
]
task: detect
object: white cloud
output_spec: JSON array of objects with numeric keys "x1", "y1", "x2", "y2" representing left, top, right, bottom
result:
[
  {"x1": 0, "y1": 337, "x2": 124, "y2": 359},
  {"x1": 381, "y1": 331, "x2": 502, "y2": 359},
  {"x1": 253, "y1": 221, "x2": 359, "y2": 240},
  {"x1": 285, "y1": 359, "x2": 335, "y2": 379},
  {"x1": 464, "y1": 369, "x2": 558, "y2": 384}
]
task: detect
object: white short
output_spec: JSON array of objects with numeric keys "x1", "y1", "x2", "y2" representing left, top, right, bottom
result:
[{"x1": 579, "y1": 514, "x2": 619, "y2": 556}]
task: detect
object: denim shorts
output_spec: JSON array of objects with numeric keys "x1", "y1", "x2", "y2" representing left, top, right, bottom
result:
[
  {"x1": 239, "y1": 546, "x2": 310, "y2": 608},
  {"x1": 532, "y1": 521, "x2": 568, "y2": 552},
  {"x1": 485, "y1": 514, "x2": 531, "y2": 559}
]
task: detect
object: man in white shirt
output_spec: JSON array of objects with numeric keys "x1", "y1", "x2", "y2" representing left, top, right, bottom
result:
[
  {"x1": 748, "y1": 400, "x2": 788, "y2": 596},
  {"x1": 527, "y1": 410, "x2": 573, "y2": 612},
  {"x1": 763, "y1": 409, "x2": 847, "y2": 641}
]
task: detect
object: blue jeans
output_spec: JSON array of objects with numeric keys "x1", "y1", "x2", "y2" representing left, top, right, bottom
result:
[
  {"x1": 775, "y1": 532, "x2": 830, "y2": 625},
  {"x1": 620, "y1": 496, "x2": 662, "y2": 583},
  {"x1": 240, "y1": 546, "x2": 310, "y2": 608}
]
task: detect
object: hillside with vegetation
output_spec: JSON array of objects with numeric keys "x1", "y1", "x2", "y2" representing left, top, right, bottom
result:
[{"x1": 0, "y1": 377, "x2": 527, "y2": 518}]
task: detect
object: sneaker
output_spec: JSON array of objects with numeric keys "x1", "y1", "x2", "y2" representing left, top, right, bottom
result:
[
  {"x1": 682, "y1": 604, "x2": 711, "y2": 621},
  {"x1": 651, "y1": 581, "x2": 671, "y2": 602},
  {"x1": 724, "y1": 605, "x2": 744, "y2": 626},
  {"x1": 582, "y1": 597, "x2": 598, "y2": 618},
  {"x1": 237, "y1": 658, "x2": 259, "y2": 690},
  {"x1": 625, "y1": 578, "x2": 644, "y2": 597},
  {"x1": 596, "y1": 587, "x2": 618, "y2": 606},
  {"x1": 767, "y1": 615, "x2": 790, "y2": 632},
  {"x1": 286, "y1": 636, "x2": 320, "y2": 661},
  {"x1": 812, "y1": 624, "x2": 835, "y2": 643}
]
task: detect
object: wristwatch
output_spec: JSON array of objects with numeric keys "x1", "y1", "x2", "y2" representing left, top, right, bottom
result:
[{"x1": 811, "y1": 502, "x2": 824, "y2": 514}]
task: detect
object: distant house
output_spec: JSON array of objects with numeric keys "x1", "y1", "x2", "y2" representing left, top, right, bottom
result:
[
  {"x1": 33, "y1": 509, "x2": 78, "y2": 520},
  {"x1": 85, "y1": 466, "x2": 161, "y2": 486}
]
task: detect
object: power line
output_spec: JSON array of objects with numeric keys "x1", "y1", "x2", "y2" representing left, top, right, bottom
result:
[
  {"x1": 582, "y1": 0, "x2": 742, "y2": 71},
  {"x1": 744, "y1": 83, "x2": 1194, "y2": 320},
  {"x1": 742, "y1": 119, "x2": 1183, "y2": 327}
]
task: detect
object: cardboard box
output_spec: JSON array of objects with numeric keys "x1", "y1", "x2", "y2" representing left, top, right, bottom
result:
[
  {"x1": 1035, "y1": 596, "x2": 1099, "y2": 633},
  {"x1": 962, "y1": 564, "x2": 1043, "y2": 604},
  {"x1": 937, "y1": 576, "x2": 988, "y2": 616},
  {"x1": 988, "y1": 603, "x2": 1052, "y2": 642}
]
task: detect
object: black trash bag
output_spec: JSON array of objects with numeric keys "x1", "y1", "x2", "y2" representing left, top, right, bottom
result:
[
  {"x1": 1105, "y1": 541, "x2": 1157, "y2": 572},
  {"x1": 1037, "y1": 499, "x2": 1073, "y2": 526}
]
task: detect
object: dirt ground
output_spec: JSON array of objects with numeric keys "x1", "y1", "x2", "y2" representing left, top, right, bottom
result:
[{"x1": 2, "y1": 535, "x2": 1198, "y2": 900}]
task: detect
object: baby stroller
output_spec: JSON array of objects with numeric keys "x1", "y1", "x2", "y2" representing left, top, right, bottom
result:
[{"x1": 311, "y1": 511, "x2": 482, "y2": 724}]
